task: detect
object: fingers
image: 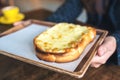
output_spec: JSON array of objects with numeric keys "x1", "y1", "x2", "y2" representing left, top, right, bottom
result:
[
  {"x1": 13, "y1": 21, "x2": 24, "y2": 26},
  {"x1": 91, "y1": 50, "x2": 113, "y2": 68},
  {"x1": 90, "y1": 55, "x2": 101, "y2": 68},
  {"x1": 91, "y1": 50, "x2": 111, "y2": 68},
  {"x1": 97, "y1": 36, "x2": 115, "y2": 57},
  {"x1": 91, "y1": 62, "x2": 101, "y2": 68}
]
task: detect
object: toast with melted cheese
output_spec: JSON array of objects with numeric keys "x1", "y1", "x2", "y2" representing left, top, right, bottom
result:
[{"x1": 34, "y1": 23, "x2": 96, "y2": 62}]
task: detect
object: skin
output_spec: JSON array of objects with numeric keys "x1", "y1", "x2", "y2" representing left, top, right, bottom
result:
[
  {"x1": 13, "y1": 21, "x2": 25, "y2": 26},
  {"x1": 14, "y1": 22, "x2": 117, "y2": 68},
  {"x1": 90, "y1": 36, "x2": 117, "y2": 68}
]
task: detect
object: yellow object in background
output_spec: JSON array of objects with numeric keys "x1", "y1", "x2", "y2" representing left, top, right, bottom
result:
[{"x1": 0, "y1": 6, "x2": 25, "y2": 24}]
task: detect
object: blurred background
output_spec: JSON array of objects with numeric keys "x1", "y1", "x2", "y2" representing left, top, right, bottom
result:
[{"x1": 0, "y1": 0, "x2": 87, "y2": 23}]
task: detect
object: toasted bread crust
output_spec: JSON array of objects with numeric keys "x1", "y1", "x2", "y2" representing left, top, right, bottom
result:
[{"x1": 34, "y1": 26, "x2": 96, "y2": 62}]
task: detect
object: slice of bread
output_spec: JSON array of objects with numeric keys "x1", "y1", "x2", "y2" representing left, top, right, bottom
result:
[{"x1": 33, "y1": 23, "x2": 96, "y2": 62}]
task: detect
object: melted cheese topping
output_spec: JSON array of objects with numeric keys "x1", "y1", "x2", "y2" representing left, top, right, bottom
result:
[{"x1": 35, "y1": 23, "x2": 89, "y2": 53}]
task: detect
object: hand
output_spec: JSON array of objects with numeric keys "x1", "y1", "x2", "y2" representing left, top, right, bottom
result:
[
  {"x1": 13, "y1": 21, "x2": 25, "y2": 26},
  {"x1": 91, "y1": 36, "x2": 116, "y2": 68}
]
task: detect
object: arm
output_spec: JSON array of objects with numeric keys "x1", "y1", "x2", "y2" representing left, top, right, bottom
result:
[
  {"x1": 112, "y1": 31, "x2": 120, "y2": 65},
  {"x1": 91, "y1": 0, "x2": 120, "y2": 68},
  {"x1": 45, "y1": 0, "x2": 83, "y2": 23},
  {"x1": 107, "y1": 0, "x2": 120, "y2": 65}
]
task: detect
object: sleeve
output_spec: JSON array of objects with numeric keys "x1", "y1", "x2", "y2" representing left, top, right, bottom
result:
[
  {"x1": 45, "y1": 0, "x2": 83, "y2": 23},
  {"x1": 111, "y1": 31, "x2": 120, "y2": 65},
  {"x1": 107, "y1": 0, "x2": 120, "y2": 65}
]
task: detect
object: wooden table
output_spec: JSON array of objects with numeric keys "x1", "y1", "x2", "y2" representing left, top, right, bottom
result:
[{"x1": 0, "y1": 9, "x2": 120, "y2": 80}]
